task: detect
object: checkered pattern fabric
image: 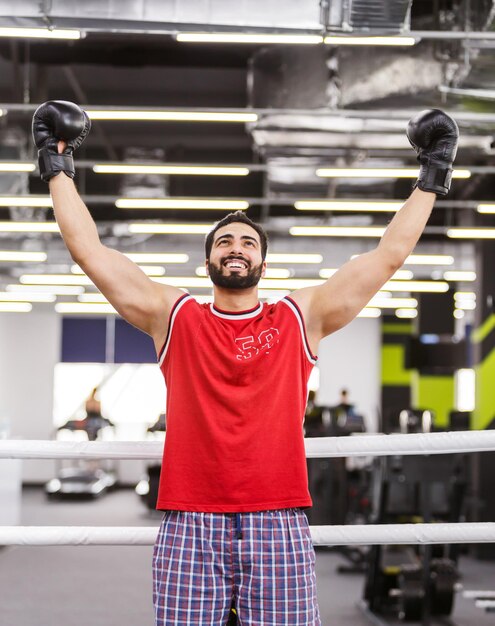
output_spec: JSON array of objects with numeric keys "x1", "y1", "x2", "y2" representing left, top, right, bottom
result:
[{"x1": 153, "y1": 509, "x2": 321, "y2": 625}]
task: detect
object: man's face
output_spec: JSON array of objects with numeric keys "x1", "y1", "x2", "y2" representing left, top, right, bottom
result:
[{"x1": 206, "y1": 222, "x2": 266, "y2": 290}]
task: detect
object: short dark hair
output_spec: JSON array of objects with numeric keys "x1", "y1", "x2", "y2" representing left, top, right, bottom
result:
[{"x1": 204, "y1": 211, "x2": 268, "y2": 260}]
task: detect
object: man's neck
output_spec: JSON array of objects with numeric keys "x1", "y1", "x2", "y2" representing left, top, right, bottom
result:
[{"x1": 212, "y1": 286, "x2": 259, "y2": 311}]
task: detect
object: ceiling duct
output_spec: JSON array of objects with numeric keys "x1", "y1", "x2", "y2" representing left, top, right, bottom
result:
[
  {"x1": 0, "y1": 0, "x2": 321, "y2": 32},
  {"x1": 325, "y1": 0, "x2": 413, "y2": 32},
  {"x1": 248, "y1": 42, "x2": 446, "y2": 197}
]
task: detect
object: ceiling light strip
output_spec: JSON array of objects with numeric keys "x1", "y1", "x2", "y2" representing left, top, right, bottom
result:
[
  {"x1": 177, "y1": 33, "x2": 323, "y2": 44},
  {"x1": 290, "y1": 226, "x2": 386, "y2": 237},
  {"x1": 86, "y1": 109, "x2": 258, "y2": 123},
  {"x1": 447, "y1": 228, "x2": 495, "y2": 239},
  {"x1": 324, "y1": 35, "x2": 416, "y2": 46},
  {"x1": 116, "y1": 198, "x2": 249, "y2": 210},
  {"x1": 6, "y1": 285, "x2": 84, "y2": 295},
  {"x1": 0, "y1": 222, "x2": 59, "y2": 233},
  {"x1": 0, "y1": 291, "x2": 55, "y2": 303},
  {"x1": 295, "y1": 200, "x2": 403, "y2": 212},
  {"x1": 0, "y1": 302, "x2": 32, "y2": 312},
  {"x1": 93, "y1": 164, "x2": 250, "y2": 176},
  {"x1": 0, "y1": 251, "x2": 47, "y2": 262},
  {"x1": 0, "y1": 162, "x2": 36, "y2": 172},
  {"x1": 316, "y1": 168, "x2": 470, "y2": 179},
  {"x1": 0, "y1": 27, "x2": 81, "y2": 40},
  {"x1": 128, "y1": 224, "x2": 212, "y2": 234}
]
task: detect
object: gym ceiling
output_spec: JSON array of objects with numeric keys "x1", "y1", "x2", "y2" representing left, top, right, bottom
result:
[{"x1": 0, "y1": 0, "x2": 493, "y2": 310}]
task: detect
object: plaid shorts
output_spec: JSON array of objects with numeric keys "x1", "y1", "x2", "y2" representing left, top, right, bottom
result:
[{"x1": 152, "y1": 508, "x2": 321, "y2": 626}]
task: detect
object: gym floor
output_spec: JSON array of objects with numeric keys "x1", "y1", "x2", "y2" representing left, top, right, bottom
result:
[{"x1": 0, "y1": 487, "x2": 493, "y2": 626}]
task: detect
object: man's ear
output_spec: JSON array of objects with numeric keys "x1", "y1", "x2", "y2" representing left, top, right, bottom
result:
[
  {"x1": 205, "y1": 259, "x2": 210, "y2": 276},
  {"x1": 261, "y1": 260, "x2": 267, "y2": 278}
]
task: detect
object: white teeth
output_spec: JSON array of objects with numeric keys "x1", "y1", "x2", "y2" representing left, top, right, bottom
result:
[{"x1": 226, "y1": 260, "x2": 246, "y2": 269}]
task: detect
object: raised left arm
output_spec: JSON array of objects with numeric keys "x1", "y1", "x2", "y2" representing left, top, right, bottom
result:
[{"x1": 290, "y1": 109, "x2": 459, "y2": 352}]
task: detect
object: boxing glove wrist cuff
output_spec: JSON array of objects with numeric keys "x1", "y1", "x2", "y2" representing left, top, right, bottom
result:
[
  {"x1": 38, "y1": 148, "x2": 75, "y2": 182},
  {"x1": 415, "y1": 162, "x2": 453, "y2": 196}
]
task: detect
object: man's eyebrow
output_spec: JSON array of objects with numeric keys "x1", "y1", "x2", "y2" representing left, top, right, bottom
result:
[{"x1": 215, "y1": 233, "x2": 259, "y2": 244}]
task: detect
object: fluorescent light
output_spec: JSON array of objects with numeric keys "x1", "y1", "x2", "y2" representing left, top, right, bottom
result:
[
  {"x1": 455, "y1": 369, "x2": 475, "y2": 412},
  {"x1": 358, "y1": 308, "x2": 381, "y2": 318},
  {"x1": 443, "y1": 271, "x2": 476, "y2": 282},
  {"x1": 0, "y1": 27, "x2": 81, "y2": 40},
  {"x1": 124, "y1": 253, "x2": 189, "y2": 263},
  {"x1": 368, "y1": 297, "x2": 418, "y2": 308},
  {"x1": 266, "y1": 253, "x2": 323, "y2": 264},
  {"x1": 177, "y1": 32, "x2": 323, "y2": 44},
  {"x1": 396, "y1": 308, "x2": 418, "y2": 318},
  {"x1": 195, "y1": 266, "x2": 291, "y2": 279},
  {"x1": 94, "y1": 164, "x2": 249, "y2": 176},
  {"x1": 0, "y1": 221, "x2": 59, "y2": 233},
  {"x1": 0, "y1": 162, "x2": 36, "y2": 172},
  {"x1": 0, "y1": 196, "x2": 52, "y2": 207},
  {"x1": 20, "y1": 274, "x2": 93, "y2": 286},
  {"x1": 319, "y1": 269, "x2": 337, "y2": 279},
  {"x1": 477, "y1": 204, "x2": 495, "y2": 213},
  {"x1": 6, "y1": 284, "x2": 84, "y2": 296},
  {"x1": 324, "y1": 35, "x2": 416, "y2": 46},
  {"x1": 0, "y1": 302, "x2": 32, "y2": 312},
  {"x1": 290, "y1": 226, "x2": 386, "y2": 237},
  {"x1": 447, "y1": 228, "x2": 495, "y2": 239},
  {"x1": 70, "y1": 264, "x2": 165, "y2": 277},
  {"x1": 454, "y1": 291, "x2": 476, "y2": 300},
  {"x1": 128, "y1": 223, "x2": 212, "y2": 234},
  {"x1": 454, "y1": 309, "x2": 465, "y2": 319},
  {"x1": 78, "y1": 294, "x2": 109, "y2": 303},
  {"x1": 295, "y1": 200, "x2": 402, "y2": 212},
  {"x1": 0, "y1": 292, "x2": 55, "y2": 303},
  {"x1": 86, "y1": 110, "x2": 258, "y2": 123},
  {"x1": 316, "y1": 167, "x2": 470, "y2": 179},
  {"x1": 456, "y1": 300, "x2": 476, "y2": 310},
  {"x1": 384, "y1": 280, "x2": 449, "y2": 293},
  {"x1": 0, "y1": 251, "x2": 47, "y2": 262},
  {"x1": 55, "y1": 303, "x2": 117, "y2": 315},
  {"x1": 393, "y1": 270, "x2": 414, "y2": 280},
  {"x1": 405, "y1": 255, "x2": 454, "y2": 265},
  {"x1": 116, "y1": 198, "x2": 249, "y2": 210}
]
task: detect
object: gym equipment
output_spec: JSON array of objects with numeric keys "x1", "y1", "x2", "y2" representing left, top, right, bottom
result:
[
  {"x1": 45, "y1": 415, "x2": 116, "y2": 499},
  {"x1": 364, "y1": 451, "x2": 466, "y2": 622}
]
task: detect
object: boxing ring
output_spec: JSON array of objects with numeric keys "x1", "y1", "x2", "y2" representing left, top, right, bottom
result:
[{"x1": 0, "y1": 430, "x2": 494, "y2": 547}]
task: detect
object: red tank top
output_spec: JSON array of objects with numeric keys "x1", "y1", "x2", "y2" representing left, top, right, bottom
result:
[{"x1": 156, "y1": 294, "x2": 317, "y2": 512}]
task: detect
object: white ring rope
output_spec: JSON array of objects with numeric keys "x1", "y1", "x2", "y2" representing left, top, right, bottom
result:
[
  {"x1": 1, "y1": 430, "x2": 494, "y2": 460},
  {"x1": 0, "y1": 523, "x2": 494, "y2": 547}
]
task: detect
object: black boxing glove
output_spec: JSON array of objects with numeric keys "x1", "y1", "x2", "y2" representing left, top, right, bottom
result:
[
  {"x1": 406, "y1": 109, "x2": 459, "y2": 196},
  {"x1": 32, "y1": 100, "x2": 91, "y2": 182}
]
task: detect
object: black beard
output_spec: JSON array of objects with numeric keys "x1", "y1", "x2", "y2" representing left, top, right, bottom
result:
[{"x1": 208, "y1": 259, "x2": 263, "y2": 290}]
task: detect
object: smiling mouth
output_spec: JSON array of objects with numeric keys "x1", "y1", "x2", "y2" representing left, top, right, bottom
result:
[{"x1": 223, "y1": 259, "x2": 249, "y2": 270}]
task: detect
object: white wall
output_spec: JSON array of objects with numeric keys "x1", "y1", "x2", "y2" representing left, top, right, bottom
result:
[
  {"x1": 316, "y1": 317, "x2": 381, "y2": 432},
  {"x1": 0, "y1": 306, "x2": 61, "y2": 482}
]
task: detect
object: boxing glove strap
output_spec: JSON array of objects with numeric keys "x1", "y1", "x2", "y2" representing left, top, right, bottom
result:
[
  {"x1": 416, "y1": 163, "x2": 452, "y2": 196},
  {"x1": 38, "y1": 148, "x2": 75, "y2": 182}
]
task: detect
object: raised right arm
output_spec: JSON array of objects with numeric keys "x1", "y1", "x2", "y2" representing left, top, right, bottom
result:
[
  {"x1": 49, "y1": 175, "x2": 184, "y2": 350},
  {"x1": 33, "y1": 100, "x2": 184, "y2": 352}
]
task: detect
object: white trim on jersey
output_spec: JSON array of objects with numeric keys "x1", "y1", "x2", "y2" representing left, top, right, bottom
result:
[
  {"x1": 158, "y1": 295, "x2": 194, "y2": 367},
  {"x1": 280, "y1": 298, "x2": 318, "y2": 365},
  {"x1": 209, "y1": 301, "x2": 263, "y2": 320}
]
